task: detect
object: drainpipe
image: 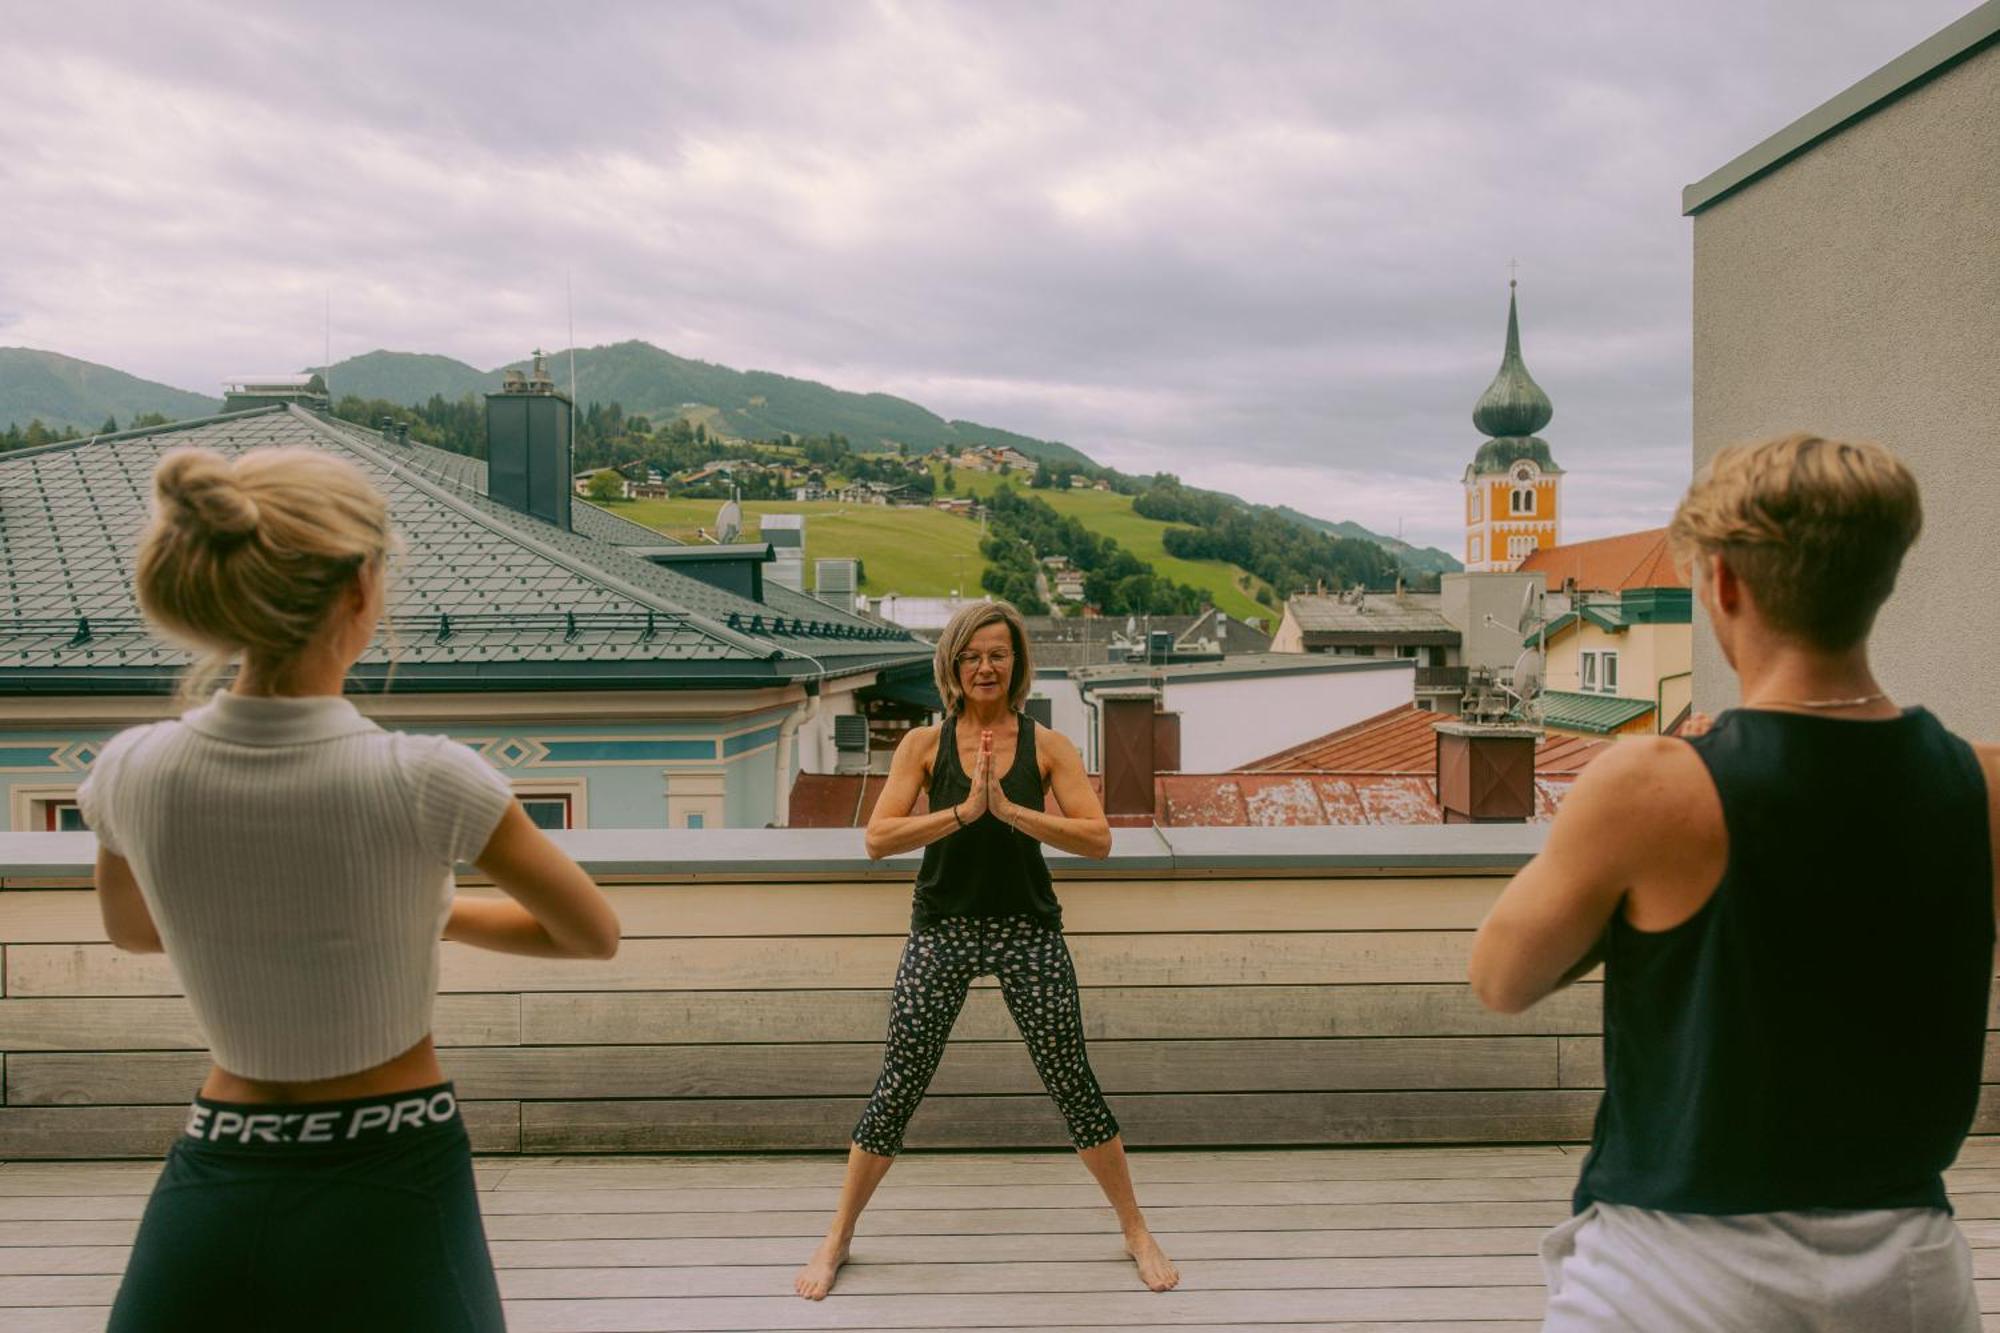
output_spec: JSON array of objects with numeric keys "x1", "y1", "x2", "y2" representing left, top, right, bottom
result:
[
  {"x1": 1656, "y1": 670, "x2": 1693, "y2": 735},
  {"x1": 772, "y1": 681, "x2": 822, "y2": 827}
]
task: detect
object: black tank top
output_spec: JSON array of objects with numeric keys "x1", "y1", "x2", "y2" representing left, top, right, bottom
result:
[
  {"x1": 911, "y1": 711, "x2": 1061, "y2": 928},
  {"x1": 1575, "y1": 707, "x2": 1993, "y2": 1215}
]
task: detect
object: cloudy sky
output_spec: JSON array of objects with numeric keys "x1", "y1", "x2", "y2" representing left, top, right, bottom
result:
[{"x1": 0, "y1": 1, "x2": 1973, "y2": 549}]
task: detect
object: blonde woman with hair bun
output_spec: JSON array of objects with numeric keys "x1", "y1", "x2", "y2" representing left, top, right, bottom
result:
[
  {"x1": 83, "y1": 446, "x2": 621, "y2": 1332},
  {"x1": 794, "y1": 599, "x2": 1179, "y2": 1301}
]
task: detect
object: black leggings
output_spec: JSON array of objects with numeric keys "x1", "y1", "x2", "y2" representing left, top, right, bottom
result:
[
  {"x1": 853, "y1": 914, "x2": 1120, "y2": 1156},
  {"x1": 109, "y1": 1083, "x2": 505, "y2": 1333}
]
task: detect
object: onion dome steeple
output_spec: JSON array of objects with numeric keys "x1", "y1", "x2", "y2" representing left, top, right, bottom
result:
[{"x1": 1468, "y1": 280, "x2": 1560, "y2": 475}]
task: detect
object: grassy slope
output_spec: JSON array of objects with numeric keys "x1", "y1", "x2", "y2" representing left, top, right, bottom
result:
[
  {"x1": 936, "y1": 469, "x2": 1272, "y2": 622},
  {"x1": 616, "y1": 498, "x2": 990, "y2": 598}
]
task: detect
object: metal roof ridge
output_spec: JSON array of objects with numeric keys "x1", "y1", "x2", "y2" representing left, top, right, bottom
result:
[{"x1": 284, "y1": 406, "x2": 783, "y2": 664}]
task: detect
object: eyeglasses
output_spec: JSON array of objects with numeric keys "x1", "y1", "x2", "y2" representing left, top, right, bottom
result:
[{"x1": 954, "y1": 649, "x2": 1014, "y2": 670}]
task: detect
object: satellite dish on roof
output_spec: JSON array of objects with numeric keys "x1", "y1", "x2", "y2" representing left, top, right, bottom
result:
[
  {"x1": 1510, "y1": 647, "x2": 1544, "y2": 702},
  {"x1": 716, "y1": 487, "x2": 742, "y2": 544},
  {"x1": 1517, "y1": 581, "x2": 1543, "y2": 635}
]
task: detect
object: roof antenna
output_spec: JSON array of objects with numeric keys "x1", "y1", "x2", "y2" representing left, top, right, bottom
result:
[
  {"x1": 323, "y1": 288, "x2": 332, "y2": 402},
  {"x1": 566, "y1": 269, "x2": 578, "y2": 448}
]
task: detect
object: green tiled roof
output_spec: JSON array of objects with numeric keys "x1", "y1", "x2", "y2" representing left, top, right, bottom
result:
[
  {"x1": 0, "y1": 405, "x2": 926, "y2": 693},
  {"x1": 1531, "y1": 690, "x2": 1656, "y2": 735}
]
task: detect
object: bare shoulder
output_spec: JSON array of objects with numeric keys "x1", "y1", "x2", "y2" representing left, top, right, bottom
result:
[
  {"x1": 895, "y1": 723, "x2": 943, "y2": 766},
  {"x1": 1560, "y1": 734, "x2": 1719, "y2": 838}
]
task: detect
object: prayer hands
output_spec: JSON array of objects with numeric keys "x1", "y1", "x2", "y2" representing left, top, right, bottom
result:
[
  {"x1": 983, "y1": 730, "x2": 1020, "y2": 828},
  {"x1": 958, "y1": 733, "x2": 991, "y2": 824}
]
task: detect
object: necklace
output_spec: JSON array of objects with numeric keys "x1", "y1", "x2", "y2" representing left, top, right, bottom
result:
[{"x1": 1752, "y1": 691, "x2": 1889, "y2": 710}]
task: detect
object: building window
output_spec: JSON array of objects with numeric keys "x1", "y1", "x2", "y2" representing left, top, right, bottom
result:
[
  {"x1": 1469, "y1": 489, "x2": 1482, "y2": 521},
  {"x1": 1511, "y1": 486, "x2": 1536, "y2": 514},
  {"x1": 520, "y1": 796, "x2": 571, "y2": 830},
  {"x1": 1508, "y1": 534, "x2": 1539, "y2": 561},
  {"x1": 512, "y1": 780, "x2": 587, "y2": 830},
  {"x1": 1602, "y1": 652, "x2": 1619, "y2": 694},
  {"x1": 11, "y1": 786, "x2": 87, "y2": 833},
  {"x1": 1581, "y1": 652, "x2": 1598, "y2": 692},
  {"x1": 1469, "y1": 535, "x2": 1483, "y2": 564},
  {"x1": 686, "y1": 812, "x2": 706, "y2": 829}
]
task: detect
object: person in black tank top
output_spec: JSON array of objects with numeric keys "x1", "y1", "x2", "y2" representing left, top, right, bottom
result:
[
  {"x1": 794, "y1": 601, "x2": 1181, "y2": 1301},
  {"x1": 1469, "y1": 435, "x2": 2000, "y2": 1331}
]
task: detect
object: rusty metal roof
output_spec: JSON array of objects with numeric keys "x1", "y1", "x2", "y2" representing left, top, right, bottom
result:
[{"x1": 1237, "y1": 704, "x2": 1608, "y2": 775}]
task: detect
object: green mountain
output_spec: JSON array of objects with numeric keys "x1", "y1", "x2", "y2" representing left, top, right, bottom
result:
[
  {"x1": 0, "y1": 341, "x2": 1458, "y2": 577},
  {"x1": 0, "y1": 348, "x2": 221, "y2": 432},
  {"x1": 1270, "y1": 505, "x2": 1462, "y2": 576},
  {"x1": 319, "y1": 349, "x2": 489, "y2": 405},
  {"x1": 313, "y1": 341, "x2": 1097, "y2": 467}
]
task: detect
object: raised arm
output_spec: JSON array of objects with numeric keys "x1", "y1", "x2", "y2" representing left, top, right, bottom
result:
[
  {"x1": 1468, "y1": 736, "x2": 1703, "y2": 1014},
  {"x1": 864, "y1": 725, "x2": 984, "y2": 859},
  {"x1": 446, "y1": 805, "x2": 621, "y2": 959},
  {"x1": 94, "y1": 849, "x2": 163, "y2": 954},
  {"x1": 992, "y1": 726, "x2": 1112, "y2": 860}
]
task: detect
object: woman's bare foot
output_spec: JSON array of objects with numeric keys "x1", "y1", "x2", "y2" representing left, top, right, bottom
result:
[
  {"x1": 1125, "y1": 1228, "x2": 1179, "y2": 1291},
  {"x1": 794, "y1": 1234, "x2": 851, "y2": 1300}
]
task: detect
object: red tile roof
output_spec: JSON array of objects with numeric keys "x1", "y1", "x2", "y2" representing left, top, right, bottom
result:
[
  {"x1": 1238, "y1": 704, "x2": 1608, "y2": 775},
  {"x1": 1516, "y1": 527, "x2": 1685, "y2": 592}
]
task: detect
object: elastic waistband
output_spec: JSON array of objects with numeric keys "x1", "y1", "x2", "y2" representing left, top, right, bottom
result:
[{"x1": 183, "y1": 1082, "x2": 461, "y2": 1150}]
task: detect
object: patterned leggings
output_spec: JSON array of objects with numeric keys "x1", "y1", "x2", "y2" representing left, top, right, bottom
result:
[{"x1": 852, "y1": 914, "x2": 1121, "y2": 1157}]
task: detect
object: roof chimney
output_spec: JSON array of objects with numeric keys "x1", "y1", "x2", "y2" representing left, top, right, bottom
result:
[
  {"x1": 485, "y1": 349, "x2": 573, "y2": 530},
  {"x1": 1097, "y1": 688, "x2": 1177, "y2": 826},
  {"x1": 1433, "y1": 720, "x2": 1539, "y2": 823}
]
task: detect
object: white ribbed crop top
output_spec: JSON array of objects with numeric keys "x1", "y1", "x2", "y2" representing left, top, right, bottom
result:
[{"x1": 76, "y1": 691, "x2": 514, "y2": 1081}]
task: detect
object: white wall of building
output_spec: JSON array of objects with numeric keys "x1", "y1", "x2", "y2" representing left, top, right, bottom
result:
[{"x1": 1082, "y1": 662, "x2": 1413, "y2": 773}]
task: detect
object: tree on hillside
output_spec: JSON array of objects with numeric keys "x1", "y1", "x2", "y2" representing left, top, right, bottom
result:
[
  {"x1": 99, "y1": 416, "x2": 119, "y2": 435},
  {"x1": 586, "y1": 470, "x2": 627, "y2": 504}
]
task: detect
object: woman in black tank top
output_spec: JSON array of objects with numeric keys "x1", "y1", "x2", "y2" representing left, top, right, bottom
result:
[{"x1": 794, "y1": 601, "x2": 1180, "y2": 1300}]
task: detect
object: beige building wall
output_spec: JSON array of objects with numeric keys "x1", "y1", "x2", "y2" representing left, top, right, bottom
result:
[
  {"x1": 1688, "y1": 31, "x2": 2000, "y2": 737},
  {"x1": 1545, "y1": 621, "x2": 1693, "y2": 732}
]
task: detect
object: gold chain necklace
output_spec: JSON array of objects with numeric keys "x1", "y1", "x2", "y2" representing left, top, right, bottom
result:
[{"x1": 1752, "y1": 692, "x2": 1889, "y2": 710}]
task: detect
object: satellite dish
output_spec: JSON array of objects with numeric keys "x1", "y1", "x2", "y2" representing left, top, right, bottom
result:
[
  {"x1": 1510, "y1": 647, "x2": 1544, "y2": 701},
  {"x1": 1517, "y1": 581, "x2": 1542, "y2": 635}
]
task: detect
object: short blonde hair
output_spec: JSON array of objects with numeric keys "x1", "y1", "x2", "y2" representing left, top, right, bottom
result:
[
  {"x1": 136, "y1": 447, "x2": 395, "y2": 700},
  {"x1": 1668, "y1": 433, "x2": 1921, "y2": 650},
  {"x1": 933, "y1": 600, "x2": 1034, "y2": 714}
]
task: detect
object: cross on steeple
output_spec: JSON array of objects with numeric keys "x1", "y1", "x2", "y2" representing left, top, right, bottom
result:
[{"x1": 1508, "y1": 258, "x2": 1519, "y2": 288}]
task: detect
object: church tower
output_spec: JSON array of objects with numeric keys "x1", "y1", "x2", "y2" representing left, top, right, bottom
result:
[{"x1": 1463, "y1": 281, "x2": 1561, "y2": 572}]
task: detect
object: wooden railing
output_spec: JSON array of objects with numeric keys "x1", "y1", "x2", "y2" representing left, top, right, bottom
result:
[{"x1": 4, "y1": 826, "x2": 1602, "y2": 1159}]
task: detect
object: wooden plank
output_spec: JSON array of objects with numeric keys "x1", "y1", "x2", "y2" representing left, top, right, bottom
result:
[
  {"x1": 0, "y1": 1221, "x2": 134, "y2": 1245},
  {"x1": 0, "y1": 994, "x2": 520, "y2": 1051},
  {"x1": 0, "y1": 1312, "x2": 106, "y2": 1333},
  {"x1": 0, "y1": 1102, "x2": 520, "y2": 1160},
  {"x1": 0, "y1": 878, "x2": 1513, "y2": 943},
  {"x1": 491, "y1": 1287, "x2": 1551, "y2": 1328},
  {"x1": 521, "y1": 984, "x2": 1601, "y2": 1045},
  {"x1": 6, "y1": 932, "x2": 1483, "y2": 997},
  {"x1": 5, "y1": 1037, "x2": 1561, "y2": 1105},
  {"x1": 479, "y1": 1200, "x2": 1573, "y2": 1242},
  {"x1": 1559, "y1": 1033, "x2": 2000, "y2": 1089},
  {"x1": 520, "y1": 1091, "x2": 1603, "y2": 1154},
  {"x1": 486, "y1": 1254, "x2": 1545, "y2": 1299},
  {"x1": 0, "y1": 1246, "x2": 128, "y2": 1275},
  {"x1": 488, "y1": 1149, "x2": 1581, "y2": 1190},
  {"x1": 465, "y1": 1177, "x2": 1578, "y2": 1217},
  {"x1": 485, "y1": 1226, "x2": 1555, "y2": 1268}
]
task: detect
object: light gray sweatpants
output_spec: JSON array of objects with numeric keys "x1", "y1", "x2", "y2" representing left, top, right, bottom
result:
[{"x1": 1540, "y1": 1201, "x2": 1978, "y2": 1332}]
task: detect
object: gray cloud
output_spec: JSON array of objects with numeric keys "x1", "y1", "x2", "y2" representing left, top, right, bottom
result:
[{"x1": 0, "y1": 0, "x2": 1971, "y2": 548}]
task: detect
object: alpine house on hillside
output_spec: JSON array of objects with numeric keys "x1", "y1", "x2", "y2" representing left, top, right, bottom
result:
[{"x1": 0, "y1": 377, "x2": 932, "y2": 832}]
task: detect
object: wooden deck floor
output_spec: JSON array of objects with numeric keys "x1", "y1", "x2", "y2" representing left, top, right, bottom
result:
[{"x1": 8, "y1": 1142, "x2": 2000, "y2": 1331}]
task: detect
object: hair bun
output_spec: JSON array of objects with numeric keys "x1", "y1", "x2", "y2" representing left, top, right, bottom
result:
[{"x1": 155, "y1": 448, "x2": 259, "y2": 542}]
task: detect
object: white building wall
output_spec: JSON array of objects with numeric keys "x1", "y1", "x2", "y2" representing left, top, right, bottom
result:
[{"x1": 1154, "y1": 664, "x2": 1414, "y2": 772}]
